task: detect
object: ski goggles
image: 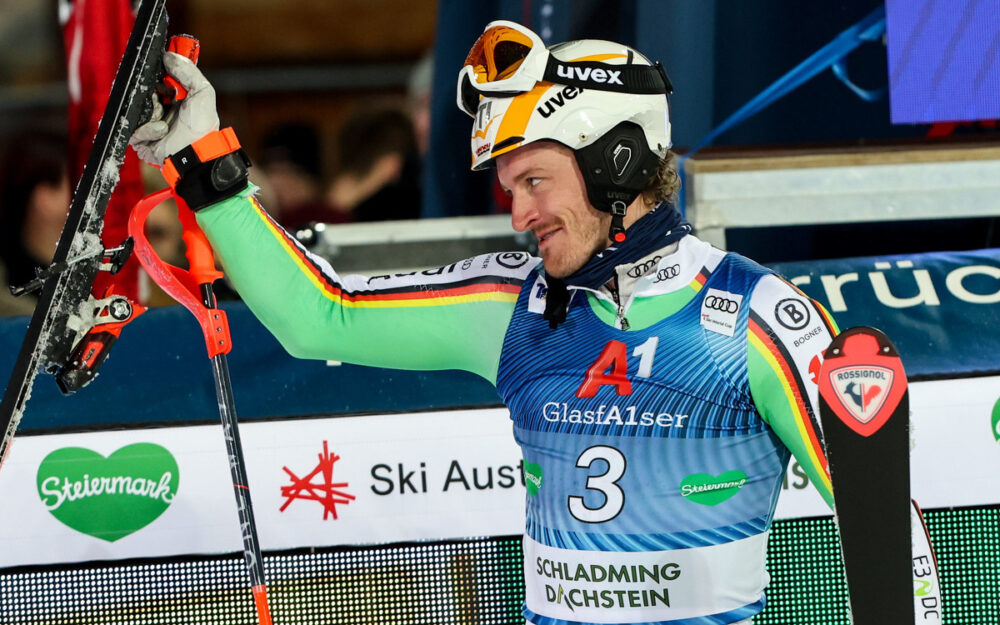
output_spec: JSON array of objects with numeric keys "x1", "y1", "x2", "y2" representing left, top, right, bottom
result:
[{"x1": 456, "y1": 20, "x2": 672, "y2": 118}]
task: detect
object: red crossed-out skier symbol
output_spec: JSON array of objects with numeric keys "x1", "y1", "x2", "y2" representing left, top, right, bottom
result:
[{"x1": 280, "y1": 440, "x2": 356, "y2": 520}]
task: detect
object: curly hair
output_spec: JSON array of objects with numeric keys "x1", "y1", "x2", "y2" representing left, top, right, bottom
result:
[{"x1": 641, "y1": 151, "x2": 681, "y2": 207}]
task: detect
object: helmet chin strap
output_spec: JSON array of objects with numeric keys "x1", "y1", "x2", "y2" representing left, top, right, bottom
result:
[
  {"x1": 608, "y1": 200, "x2": 628, "y2": 243},
  {"x1": 573, "y1": 121, "x2": 660, "y2": 243}
]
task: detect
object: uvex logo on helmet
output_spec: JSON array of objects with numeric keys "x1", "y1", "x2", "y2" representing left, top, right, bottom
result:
[
  {"x1": 554, "y1": 62, "x2": 624, "y2": 85},
  {"x1": 536, "y1": 86, "x2": 583, "y2": 119}
]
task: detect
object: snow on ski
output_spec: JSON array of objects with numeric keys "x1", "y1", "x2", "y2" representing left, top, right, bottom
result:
[{"x1": 0, "y1": 0, "x2": 168, "y2": 470}]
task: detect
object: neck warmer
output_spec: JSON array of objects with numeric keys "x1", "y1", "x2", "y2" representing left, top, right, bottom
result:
[{"x1": 544, "y1": 203, "x2": 692, "y2": 328}]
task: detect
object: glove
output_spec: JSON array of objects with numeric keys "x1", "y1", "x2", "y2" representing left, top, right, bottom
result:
[{"x1": 130, "y1": 51, "x2": 220, "y2": 166}]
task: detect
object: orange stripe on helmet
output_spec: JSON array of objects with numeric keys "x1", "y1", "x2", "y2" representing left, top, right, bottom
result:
[
  {"x1": 490, "y1": 82, "x2": 552, "y2": 158},
  {"x1": 570, "y1": 53, "x2": 628, "y2": 62}
]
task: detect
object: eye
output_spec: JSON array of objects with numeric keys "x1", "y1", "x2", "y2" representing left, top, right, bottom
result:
[{"x1": 527, "y1": 177, "x2": 542, "y2": 188}]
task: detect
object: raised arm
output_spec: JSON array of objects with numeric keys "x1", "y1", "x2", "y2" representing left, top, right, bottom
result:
[
  {"x1": 195, "y1": 189, "x2": 532, "y2": 382},
  {"x1": 130, "y1": 50, "x2": 531, "y2": 383}
]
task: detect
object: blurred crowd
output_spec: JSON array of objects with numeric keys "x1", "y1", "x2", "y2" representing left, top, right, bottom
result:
[
  {"x1": 0, "y1": 54, "x2": 435, "y2": 318},
  {"x1": 254, "y1": 54, "x2": 434, "y2": 229}
]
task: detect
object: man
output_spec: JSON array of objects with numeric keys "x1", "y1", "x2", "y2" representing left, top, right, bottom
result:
[{"x1": 132, "y1": 21, "x2": 837, "y2": 625}]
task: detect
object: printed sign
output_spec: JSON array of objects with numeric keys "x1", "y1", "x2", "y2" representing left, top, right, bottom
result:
[
  {"x1": 818, "y1": 328, "x2": 907, "y2": 437},
  {"x1": 36, "y1": 443, "x2": 178, "y2": 542},
  {"x1": 2, "y1": 386, "x2": 1000, "y2": 569}
]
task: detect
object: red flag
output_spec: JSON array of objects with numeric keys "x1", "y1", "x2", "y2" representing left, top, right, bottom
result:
[{"x1": 61, "y1": 0, "x2": 143, "y2": 301}]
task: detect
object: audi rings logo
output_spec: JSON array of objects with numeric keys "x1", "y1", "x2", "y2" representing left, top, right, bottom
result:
[
  {"x1": 495, "y1": 252, "x2": 530, "y2": 269},
  {"x1": 704, "y1": 295, "x2": 739, "y2": 313},
  {"x1": 651, "y1": 264, "x2": 681, "y2": 284},
  {"x1": 626, "y1": 256, "x2": 661, "y2": 278}
]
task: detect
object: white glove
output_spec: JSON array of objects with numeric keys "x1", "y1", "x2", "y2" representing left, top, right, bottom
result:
[{"x1": 130, "y1": 51, "x2": 220, "y2": 166}]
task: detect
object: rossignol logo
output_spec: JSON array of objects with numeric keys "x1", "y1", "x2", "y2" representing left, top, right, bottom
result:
[
  {"x1": 36, "y1": 443, "x2": 179, "y2": 542},
  {"x1": 280, "y1": 441, "x2": 356, "y2": 520},
  {"x1": 830, "y1": 366, "x2": 892, "y2": 424},
  {"x1": 536, "y1": 85, "x2": 583, "y2": 118},
  {"x1": 554, "y1": 63, "x2": 624, "y2": 86}
]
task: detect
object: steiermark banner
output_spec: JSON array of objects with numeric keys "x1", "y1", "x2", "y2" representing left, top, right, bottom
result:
[{"x1": 1, "y1": 379, "x2": 998, "y2": 569}]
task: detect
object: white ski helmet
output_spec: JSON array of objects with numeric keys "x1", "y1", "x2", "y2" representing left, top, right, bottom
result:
[{"x1": 457, "y1": 20, "x2": 673, "y2": 241}]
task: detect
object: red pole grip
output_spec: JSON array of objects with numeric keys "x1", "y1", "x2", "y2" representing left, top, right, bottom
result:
[{"x1": 163, "y1": 35, "x2": 200, "y2": 104}]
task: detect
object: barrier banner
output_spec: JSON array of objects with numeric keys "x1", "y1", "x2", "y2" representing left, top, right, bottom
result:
[
  {"x1": 770, "y1": 248, "x2": 1000, "y2": 377},
  {"x1": 2, "y1": 376, "x2": 999, "y2": 569}
]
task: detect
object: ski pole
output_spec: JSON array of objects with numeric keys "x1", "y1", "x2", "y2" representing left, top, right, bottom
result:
[{"x1": 129, "y1": 188, "x2": 274, "y2": 625}]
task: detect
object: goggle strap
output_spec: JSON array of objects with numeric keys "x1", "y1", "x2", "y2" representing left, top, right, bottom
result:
[{"x1": 541, "y1": 59, "x2": 671, "y2": 95}]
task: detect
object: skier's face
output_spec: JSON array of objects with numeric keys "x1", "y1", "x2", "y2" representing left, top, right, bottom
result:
[{"x1": 497, "y1": 141, "x2": 610, "y2": 278}]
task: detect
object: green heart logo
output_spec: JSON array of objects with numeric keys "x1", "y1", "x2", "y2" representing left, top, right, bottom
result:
[
  {"x1": 680, "y1": 470, "x2": 747, "y2": 506},
  {"x1": 37, "y1": 443, "x2": 179, "y2": 542},
  {"x1": 523, "y1": 461, "x2": 543, "y2": 497},
  {"x1": 992, "y1": 396, "x2": 1000, "y2": 443}
]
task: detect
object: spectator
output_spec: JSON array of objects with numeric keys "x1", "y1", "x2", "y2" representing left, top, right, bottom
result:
[
  {"x1": 407, "y1": 53, "x2": 434, "y2": 158},
  {"x1": 0, "y1": 128, "x2": 70, "y2": 316},
  {"x1": 325, "y1": 104, "x2": 421, "y2": 223},
  {"x1": 258, "y1": 122, "x2": 338, "y2": 227}
]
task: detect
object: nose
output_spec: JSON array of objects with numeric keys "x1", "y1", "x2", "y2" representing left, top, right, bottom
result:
[{"x1": 510, "y1": 193, "x2": 539, "y2": 233}]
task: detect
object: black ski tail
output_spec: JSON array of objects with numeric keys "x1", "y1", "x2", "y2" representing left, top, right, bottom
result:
[
  {"x1": 818, "y1": 326, "x2": 915, "y2": 624},
  {"x1": 0, "y1": 0, "x2": 169, "y2": 469}
]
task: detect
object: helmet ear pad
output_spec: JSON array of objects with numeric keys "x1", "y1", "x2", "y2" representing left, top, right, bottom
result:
[{"x1": 573, "y1": 121, "x2": 659, "y2": 218}]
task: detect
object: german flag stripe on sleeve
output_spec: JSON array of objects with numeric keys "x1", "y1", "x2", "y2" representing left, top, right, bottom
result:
[
  {"x1": 248, "y1": 197, "x2": 523, "y2": 308},
  {"x1": 690, "y1": 266, "x2": 711, "y2": 291},
  {"x1": 778, "y1": 277, "x2": 839, "y2": 335},
  {"x1": 748, "y1": 312, "x2": 832, "y2": 493}
]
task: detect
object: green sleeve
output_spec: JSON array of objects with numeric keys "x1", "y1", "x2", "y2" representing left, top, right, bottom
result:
[
  {"x1": 194, "y1": 188, "x2": 532, "y2": 384},
  {"x1": 747, "y1": 275, "x2": 841, "y2": 510}
]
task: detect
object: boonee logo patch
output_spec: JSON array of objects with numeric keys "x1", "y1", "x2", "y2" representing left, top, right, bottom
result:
[
  {"x1": 496, "y1": 252, "x2": 530, "y2": 269},
  {"x1": 775, "y1": 298, "x2": 810, "y2": 330},
  {"x1": 36, "y1": 443, "x2": 179, "y2": 542}
]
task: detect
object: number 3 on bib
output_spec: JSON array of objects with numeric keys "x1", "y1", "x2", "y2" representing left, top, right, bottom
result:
[{"x1": 569, "y1": 445, "x2": 626, "y2": 523}]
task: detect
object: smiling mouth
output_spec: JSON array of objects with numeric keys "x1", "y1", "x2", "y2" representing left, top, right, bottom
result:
[{"x1": 537, "y1": 229, "x2": 560, "y2": 245}]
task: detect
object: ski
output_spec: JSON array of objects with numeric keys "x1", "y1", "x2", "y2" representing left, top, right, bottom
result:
[
  {"x1": 0, "y1": 0, "x2": 169, "y2": 469},
  {"x1": 817, "y1": 326, "x2": 918, "y2": 624}
]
